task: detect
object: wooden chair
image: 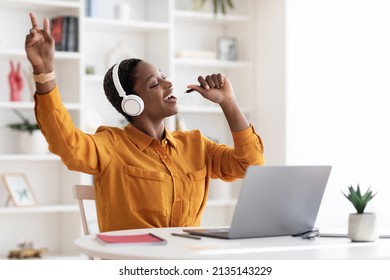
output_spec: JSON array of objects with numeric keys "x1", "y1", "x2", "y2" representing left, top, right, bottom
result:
[
  {"x1": 72, "y1": 184, "x2": 97, "y2": 236},
  {"x1": 73, "y1": 184, "x2": 99, "y2": 259}
]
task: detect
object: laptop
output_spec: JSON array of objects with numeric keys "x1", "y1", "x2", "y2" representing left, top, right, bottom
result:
[{"x1": 183, "y1": 165, "x2": 332, "y2": 239}]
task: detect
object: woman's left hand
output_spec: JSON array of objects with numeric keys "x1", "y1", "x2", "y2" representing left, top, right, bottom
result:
[{"x1": 187, "y1": 73, "x2": 236, "y2": 106}]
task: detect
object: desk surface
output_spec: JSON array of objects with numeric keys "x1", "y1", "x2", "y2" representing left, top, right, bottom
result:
[{"x1": 74, "y1": 227, "x2": 390, "y2": 260}]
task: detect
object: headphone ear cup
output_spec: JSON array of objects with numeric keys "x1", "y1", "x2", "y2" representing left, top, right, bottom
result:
[{"x1": 121, "y1": 94, "x2": 144, "y2": 116}]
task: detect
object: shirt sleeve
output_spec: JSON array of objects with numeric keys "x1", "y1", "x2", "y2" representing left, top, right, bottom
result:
[
  {"x1": 34, "y1": 86, "x2": 114, "y2": 174},
  {"x1": 206, "y1": 124, "x2": 265, "y2": 181}
]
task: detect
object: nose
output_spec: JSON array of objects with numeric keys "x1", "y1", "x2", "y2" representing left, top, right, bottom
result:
[{"x1": 163, "y1": 78, "x2": 172, "y2": 89}]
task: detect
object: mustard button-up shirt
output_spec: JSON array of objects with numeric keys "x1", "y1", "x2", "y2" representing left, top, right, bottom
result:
[{"x1": 34, "y1": 86, "x2": 265, "y2": 232}]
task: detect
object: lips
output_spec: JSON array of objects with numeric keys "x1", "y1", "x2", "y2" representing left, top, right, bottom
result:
[{"x1": 163, "y1": 92, "x2": 177, "y2": 103}]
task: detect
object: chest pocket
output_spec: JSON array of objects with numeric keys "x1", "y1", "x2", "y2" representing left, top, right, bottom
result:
[
  {"x1": 187, "y1": 166, "x2": 207, "y2": 217},
  {"x1": 124, "y1": 165, "x2": 167, "y2": 217}
]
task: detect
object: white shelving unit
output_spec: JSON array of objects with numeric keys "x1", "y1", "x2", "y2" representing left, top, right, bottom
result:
[
  {"x1": 0, "y1": 0, "x2": 255, "y2": 258},
  {"x1": 0, "y1": 204, "x2": 78, "y2": 214},
  {"x1": 0, "y1": 0, "x2": 83, "y2": 259}
]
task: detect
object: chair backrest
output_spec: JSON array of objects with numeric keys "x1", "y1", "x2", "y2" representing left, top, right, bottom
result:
[{"x1": 72, "y1": 184, "x2": 96, "y2": 236}]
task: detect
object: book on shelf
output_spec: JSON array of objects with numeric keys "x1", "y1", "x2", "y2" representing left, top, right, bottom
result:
[
  {"x1": 50, "y1": 15, "x2": 79, "y2": 52},
  {"x1": 85, "y1": 0, "x2": 92, "y2": 17}
]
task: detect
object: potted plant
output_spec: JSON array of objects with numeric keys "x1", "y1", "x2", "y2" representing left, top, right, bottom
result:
[
  {"x1": 193, "y1": 0, "x2": 234, "y2": 15},
  {"x1": 7, "y1": 109, "x2": 39, "y2": 134},
  {"x1": 343, "y1": 184, "x2": 378, "y2": 242},
  {"x1": 6, "y1": 110, "x2": 47, "y2": 154}
]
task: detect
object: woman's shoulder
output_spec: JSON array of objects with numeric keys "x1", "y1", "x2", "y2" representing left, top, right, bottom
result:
[
  {"x1": 92, "y1": 125, "x2": 123, "y2": 134},
  {"x1": 171, "y1": 129, "x2": 220, "y2": 143},
  {"x1": 90, "y1": 126, "x2": 127, "y2": 141},
  {"x1": 171, "y1": 129, "x2": 202, "y2": 138}
]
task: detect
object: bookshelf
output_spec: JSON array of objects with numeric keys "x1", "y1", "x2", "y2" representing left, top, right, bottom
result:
[{"x1": 0, "y1": 0, "x2": 82, "y2": 259}]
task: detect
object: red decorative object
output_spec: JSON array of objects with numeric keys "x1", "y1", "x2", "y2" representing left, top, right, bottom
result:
[{"x1": 8, "y1": 60, "x2": 24, "y2": 102}]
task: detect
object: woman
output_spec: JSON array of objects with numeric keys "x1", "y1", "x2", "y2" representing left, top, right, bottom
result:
[{"x1": 25, "y1": 13, "x2": 265, "y2": 232}]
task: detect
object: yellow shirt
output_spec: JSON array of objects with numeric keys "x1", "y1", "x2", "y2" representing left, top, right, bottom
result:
[{"x1": 34, "y1": 86, "x2": 265, "y2": 232}]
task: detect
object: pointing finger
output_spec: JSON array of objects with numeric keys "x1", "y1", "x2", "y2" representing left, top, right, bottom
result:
[{"x1": 29, "y1": 12, "x2": 38, "y2": 29}]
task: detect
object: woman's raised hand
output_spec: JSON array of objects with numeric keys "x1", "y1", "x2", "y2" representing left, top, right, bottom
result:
[{"x1": 25, "y1": 13, "x2": 54, "y2": 72}]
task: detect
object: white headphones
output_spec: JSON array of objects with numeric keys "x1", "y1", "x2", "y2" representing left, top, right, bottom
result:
[{"x1": 112, "y1": 62, "x2": 144, "y2": 116}]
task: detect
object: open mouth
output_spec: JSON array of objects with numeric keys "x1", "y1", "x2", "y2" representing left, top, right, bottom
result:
[{"x1": 163, "y1": 93, "x2": 177, "y2": 102}]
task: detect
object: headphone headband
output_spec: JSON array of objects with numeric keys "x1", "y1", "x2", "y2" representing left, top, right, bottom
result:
[{"x1": 112, "y1": 62, "x2": 126, "y2": 98}]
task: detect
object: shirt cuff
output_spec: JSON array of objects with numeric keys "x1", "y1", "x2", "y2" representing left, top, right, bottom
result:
[
  {"x1": 34, "y1": 86, "x2": 62, "y2": 111},
  {"x1": 231, "y1": 124, "x2": 256, "y2": 145}
]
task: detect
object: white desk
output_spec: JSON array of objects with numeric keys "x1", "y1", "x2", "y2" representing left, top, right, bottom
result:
[{"x1": 74, "y1": 227, "x2": 390, "y2": 260}]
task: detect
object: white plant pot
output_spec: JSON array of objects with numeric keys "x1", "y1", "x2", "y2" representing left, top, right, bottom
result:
[
  {"x1": 348, "y1": 213, "x2": 378, "y2": 242},
  {"x1": 19, "y1": 130, "x2": 48, "y2": 154},
  {"x1": 114, "y1": 3, "x2": 131, "y2": 20}
]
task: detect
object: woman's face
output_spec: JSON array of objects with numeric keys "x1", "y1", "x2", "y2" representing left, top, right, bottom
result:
[{"x1": 133, "y1": 61, "x2": 178, "y2": 120}]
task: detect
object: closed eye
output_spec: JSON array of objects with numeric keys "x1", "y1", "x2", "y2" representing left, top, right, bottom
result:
[{"x1": 150, "y1": 75, "x2": 167, "y2": 89}]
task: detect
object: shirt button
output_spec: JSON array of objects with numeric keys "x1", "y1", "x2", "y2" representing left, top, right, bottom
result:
[
  {"x1": 165, "y1": 140, "x2": 168, "y2": 144},
  {"x1": 176, "y1": 197, "x2": 181, "y2": 202}
]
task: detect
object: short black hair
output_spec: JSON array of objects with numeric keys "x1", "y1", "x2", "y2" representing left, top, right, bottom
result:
[{"x1": 103, "y1": 58, "x2": 143, "y2": 123}]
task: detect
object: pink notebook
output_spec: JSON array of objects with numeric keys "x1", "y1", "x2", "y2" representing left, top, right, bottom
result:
[{"x1": 96, "y1": 233, "x2": 166, "y2": 245}]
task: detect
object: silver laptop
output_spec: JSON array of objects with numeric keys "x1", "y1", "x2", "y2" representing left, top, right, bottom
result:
[{"x1": 183, "y1": 165, "x2": 332, "y2": 239}]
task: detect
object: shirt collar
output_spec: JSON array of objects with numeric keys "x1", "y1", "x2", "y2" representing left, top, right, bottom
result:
[
  {"x1": 164, "y1": 129, "x2": 177, "y2": 149},
  {"x1": 124, "y1": 124, "x2": 177, "y2": 151}
]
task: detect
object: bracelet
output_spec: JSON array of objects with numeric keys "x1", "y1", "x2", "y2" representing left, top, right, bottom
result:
[{"x1": 33, "y1": 71, "x2": 55, "y2": 83}]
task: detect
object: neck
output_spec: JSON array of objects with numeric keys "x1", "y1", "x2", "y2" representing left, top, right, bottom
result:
[{"x1": 131, "y1": 119, "x2": 165, "y2": 140}]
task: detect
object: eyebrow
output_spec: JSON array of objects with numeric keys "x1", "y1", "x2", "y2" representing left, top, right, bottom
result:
[{"x1": 146, "y1": 69, "x2": 162, "y2": 82}]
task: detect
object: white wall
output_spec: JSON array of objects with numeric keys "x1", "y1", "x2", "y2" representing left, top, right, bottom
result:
[
  {"x1": 255, "y1": 0, "x2": 286, "y2": 165},
  {"x1": 257, "y1": 0, "x2": 390, "y2": 231}
]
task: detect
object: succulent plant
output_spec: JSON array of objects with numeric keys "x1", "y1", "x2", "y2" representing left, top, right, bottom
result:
[
  {"x1": 6, "y1": 109, "x2": 40, "y2": 135},
  {"x1": 343, "y1": 184, "x2": 376, "y2": 214},
  {"x1": 199, "y1": 0, "x2": 234, "y2": 15}
]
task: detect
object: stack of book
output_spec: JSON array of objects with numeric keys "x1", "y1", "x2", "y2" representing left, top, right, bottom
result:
[{"x1": 50, "y1": 15, "x2": 79, "y2": 52}]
